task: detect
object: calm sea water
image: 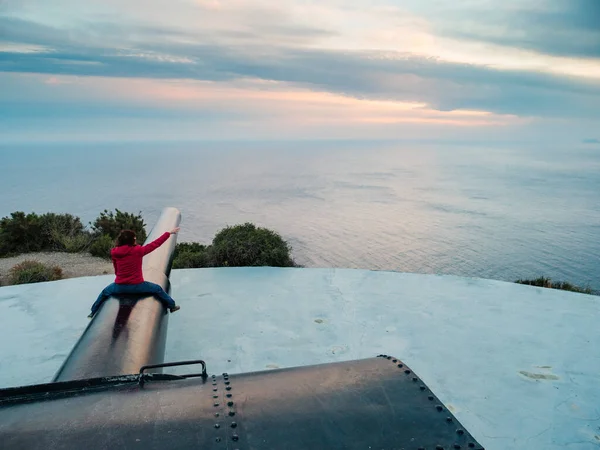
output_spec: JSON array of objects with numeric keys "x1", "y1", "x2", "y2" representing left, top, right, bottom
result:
[{"x1": 1, "y1": 141, "x2": 599, "y2": 290}]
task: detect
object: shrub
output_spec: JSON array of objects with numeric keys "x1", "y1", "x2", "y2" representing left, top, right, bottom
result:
[
  {"x1": 0, "y1": 212, "x2": 44, "y2": 256},
  {"x1": 210, "y1": 223, "x2": 296, "y2": 267},
  {"x1": 173, "y1": 242, "x2": 208, "y2": 258},
  {"x1": 89, "y1": 234, "x2": 115, "y2": 259},
  {"x1": 54, "y1": 232, "x2": 94, "y2": 253},
  {"x1": 515, "y1": 277, "x2": 594, "y2": 295},
  {"x1": 41, "y1": 213, "x2": 92, "y2": 252},
  {"x1": 172, "y1": 242, "x2": 210, "y2": 269},
  {"x1": 8, "y1": 260, "x2": 63, "y2": 285},
  {"x1": 173, "y1": 248, "x2": 212, "y2": 269},
  {"x1": 0, "y1": 211, "x2": 90, "y2": 256},
  {"x1": 91, "y1": 209, "x2": 147, "y2": 242}
]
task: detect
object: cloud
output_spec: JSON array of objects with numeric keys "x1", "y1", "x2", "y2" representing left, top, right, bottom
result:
[
  {"x1": 2, "y1": 16, "x2": 600, "y2": 121},
  {"x1": 582, "y1": 138, "x2": 600, "y2": 144},
  {"x1": 436, "y1": 0, "x2": 600, "y2": 59}
]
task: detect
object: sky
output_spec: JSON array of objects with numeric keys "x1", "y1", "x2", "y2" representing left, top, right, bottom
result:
[{"x1": 1, "y1": 0, "x2": 599, "y2": 142}]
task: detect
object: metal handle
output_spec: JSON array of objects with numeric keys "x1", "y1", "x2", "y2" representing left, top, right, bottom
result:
[{"x1": 139, "y1": 359, "x2": 208, "y2": 386}]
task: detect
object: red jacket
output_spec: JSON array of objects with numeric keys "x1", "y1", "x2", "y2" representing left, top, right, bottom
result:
[{"x1": 111, "y1": 232, "x2": 171, "y2": 284}]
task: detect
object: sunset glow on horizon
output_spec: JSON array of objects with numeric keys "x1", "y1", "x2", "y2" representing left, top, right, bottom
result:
[{"x1": 1, "y1": 0, "x2": 598, "y2": 142}]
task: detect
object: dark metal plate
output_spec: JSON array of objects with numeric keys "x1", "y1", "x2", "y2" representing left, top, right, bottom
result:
[{"x1": 0, "y1": 356, "x2": 484, "y2": 450}]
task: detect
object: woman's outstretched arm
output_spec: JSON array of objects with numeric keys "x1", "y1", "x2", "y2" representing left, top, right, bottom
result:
[{"x1": 140, "y1": 227, "x2": 180, "y2": 256}]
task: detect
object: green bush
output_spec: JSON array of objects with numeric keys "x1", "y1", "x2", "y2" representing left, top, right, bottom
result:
[
  {"x1": 8, "y1": 260, "x2": 63, "y2": 285},
  {"x1": 91, "y1": 209, "x2": 147, "y2": 242},
  {"x1": 0, "y1": 212, "x2": 44, "y2": 256},
  {"x1": 42, "y1": 213, "x2": 92, "y2": 252},
  {"x1": 40, "y1": 213, "x2": 85, "y2": 249},
  {"x1": 171, "y1": 224, "x2": 296, "y2": 269},
  {"x1": 89, "y1": 234, "x2": 115, "y2": 259},
  {"x1": 54, "y1": 232, "x2": 94, "y2": 253},
  {"x1": 172, "y1": 242, "x2": 210, "y2": 269},
  {"x1": 211, "y1": 223, "x2": 296, "y2": 267},
  {"x1": 173, "y1": 242, "x2": 208, "y2": 258},
  {"x1": 515, "y1": 277, "x2": 594, "y2": 295},
  {"x1": 173, "y1": 248, "x2": 212, "y2": 269},
  {"x1": 0, "y1": 211, "x2": 91, "y2": 256}
]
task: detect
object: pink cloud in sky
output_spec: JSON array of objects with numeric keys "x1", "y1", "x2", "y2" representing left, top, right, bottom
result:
[{"x1": 37, "y1": 74, "x2": 520, "y2": 128}]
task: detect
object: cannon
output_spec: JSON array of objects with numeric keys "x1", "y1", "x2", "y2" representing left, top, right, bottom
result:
[{"x1": 0, "y1": 207, "x2": 484, "y2": 449}]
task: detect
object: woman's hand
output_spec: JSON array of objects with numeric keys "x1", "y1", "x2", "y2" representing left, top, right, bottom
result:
[{"x1": 170, "y1": 227, "x2": 181, "y2": 234}]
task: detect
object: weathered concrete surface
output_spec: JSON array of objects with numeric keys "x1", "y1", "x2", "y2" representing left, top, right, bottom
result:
[{"x1": 1, "y1": 268, "x2": 599, "y2": 449}]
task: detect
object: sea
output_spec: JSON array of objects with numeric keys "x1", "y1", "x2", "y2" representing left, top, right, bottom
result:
[{"x1": 1, "y1": 140, "x2": 599, "y2": 290}]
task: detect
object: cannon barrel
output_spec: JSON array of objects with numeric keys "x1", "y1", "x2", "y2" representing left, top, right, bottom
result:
[{"x1": 52, "y1": 207, "x2": 181, "y2": 382}]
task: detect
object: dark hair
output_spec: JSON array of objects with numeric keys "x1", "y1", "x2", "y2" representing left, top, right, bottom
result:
[{"x1": 116, "y1": 230, "x2": 137, "y2": 247}]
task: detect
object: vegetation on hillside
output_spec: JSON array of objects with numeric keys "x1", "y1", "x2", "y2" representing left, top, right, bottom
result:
[
  {"x1": 3, "y1": 209, "x2": 597, "y2": 293},
  {"x1": 515, "y1": 277, "x2": 594, "y2": 295},
  {"x1": 0, "y1": 209, "x2": 146, "y2": 259},
  {"x1": 0, "y1": 210, "x2": 297, "y2": 283}
]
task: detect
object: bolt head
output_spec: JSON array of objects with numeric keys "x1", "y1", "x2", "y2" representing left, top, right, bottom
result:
[
  {"x1": 226, "y1": 386, "x2": 232, "y2": 391},
  {"x1": 227, "y1": 401, "x2": 234, "y2": 407},
  {"x1": 436, "y1": 405, "x2": 443, "y2": 411},
  {"x1": 228, "y1": 411, "x2": 235, "y2": 416},
  {"x1": 231, "y1": 422, "x2": 237, "y2": 428},
  {"x1": 420, "y1": 386, "x2": 426, "y2": 391},
  {"x1": 457, "y1": 429, "x2": 465, "y2": 435},
  {"x1": 232, "y1": 434, "x2": 239, "y2": 441},
  {"x1": 214, "y1": 424, "x2": 220, "y2": 429}
]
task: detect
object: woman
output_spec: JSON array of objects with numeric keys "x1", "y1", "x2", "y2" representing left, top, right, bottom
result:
[{"x1": 89, "y1": 227, "x2": 181, "y2": 318}]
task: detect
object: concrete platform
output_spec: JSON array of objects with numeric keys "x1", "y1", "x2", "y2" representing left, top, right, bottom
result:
[{"x1": 1, "y1": 268, "x2": 599, "y2": 449}]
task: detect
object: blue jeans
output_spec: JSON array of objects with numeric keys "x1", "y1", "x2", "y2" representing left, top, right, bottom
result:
[{"x1": 91, "y1": 282, "x2": 176, "y2": 315}]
